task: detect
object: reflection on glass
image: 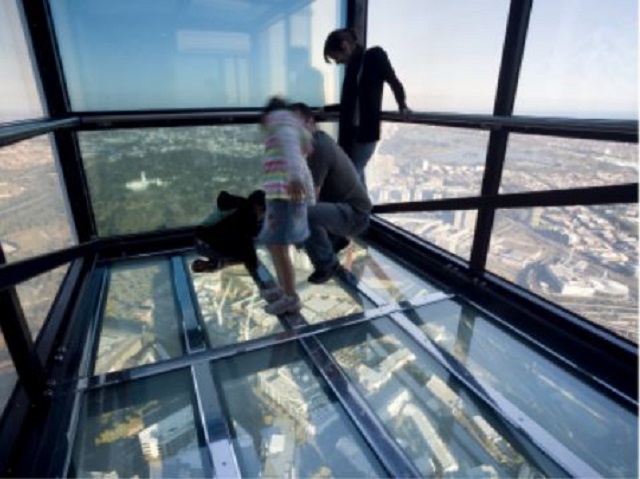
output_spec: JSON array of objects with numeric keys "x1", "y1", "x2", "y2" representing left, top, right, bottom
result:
[
  {"x1": 502, "y1": 135, "x2": 638, "y2": 193},
  {"x1": 378, "y1": 210, "x2": 477, "y2": 261},
  {"x1": 368, "y1": 0, "x2": 509, "y2": 113},
  {"x1": 49, "y1": 0, "x2": 343, "y2": 110},
  {"x1": 0, "y1": 0, "x2": 44, "y2": 123},
  {"x1": 260, "y1": 247, "x2": 369, "y2": 324},
  {"x1": 342, "y1": 241, "x2": 443, "y2": 303},
  {"x1": 71, "y1": 370, "x2": 209, "y2": 478},
  {"x1": 211, "y1": 343, "x2": 386, "y2": 477},
  {"x1": 370, "y1": 124, "x2": 487, "y2": 204},
  {"x1": 409, "y1": 299, "x2": 638, "y2": 478},
  {"x1": 79, "y1": 126, "x2": 265, "y2": 236},
  {"x1": 0, "y1": 333, "x2": 17, "y2": 417},
  {"x1": 515, "y1": 0, "x2": 638, "y2": 119},
  {"x1": 0, "y1": 135, "x2": 75, "y2": 259},
  {"x1": 487, "y1": 205, "x2": 638, "y2": 343},
  {"x1": 15, "y1": 265, "x2": 69, "y2": 340},
  {"x1": 94, "y1": 259, "x2": 183, "y2": 374},
  {"x1": 186, "y1": 255, "x2": 284, "y2": 348},
  {"x1": 319, "y1": 317, "x2": 547, "y2": 477}
]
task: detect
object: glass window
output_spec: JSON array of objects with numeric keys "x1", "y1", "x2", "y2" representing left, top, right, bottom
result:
[
  {"x1": 49, "y1": 0, "x2": 345, "y2": 111},
  {"x1": 369, "y1": 124, "x2": 488, "y2": 205},
  {"x1": 368, "y1": 0, "x2": 510, "y2": 113},
  {"x1": 487, "y1": 205, "x2": 638, "y2": 343},
  {"x1": 502, "y1": 134, "x2": 638, "y2": 193},
  {"x1": 319, "y1": 316, "x2": 550, "y2": 477},
  {"x1": 79, "y1": 126, "x2": 264, "y2": 236},
  {"x1": 210, "y1": 342, "x2": 386, "y2": 477},
  {"x1": 0, "y1": 0, "x2": 44, "y2": 123},
  {"x1": 93, "y1": 259, "x2": 184, "y2": 374},
  {"x1": 0, "y1": 135, "x2": 76, "y2": 260},
  {"x1": 15, "y1": 265, "x2": 70, "y2": 340},
  {"x1": 378, "y1": 210, "x2": 477, "y2": 261},
  {"x1": 515, "y1": 0, "x2": 638, "y2": 119},
  {"x1": 0, "y1": 333, "x2": 17, "y2": 418},
  {"x1": 71, "y1": 369, "x2": 210, "y2": 477},
  {"x1": 408, "y1": 299, "x2": 638, "y2": 478}
]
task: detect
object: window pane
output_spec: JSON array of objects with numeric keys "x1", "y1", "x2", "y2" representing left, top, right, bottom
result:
[
  {"x1": 515, "y1": 0, "x2": 638, "y2": 119},
  {"x1": 0, "y1": 135, "x2": 76, "y2": 259},
  {"x1": 378, "y1": 211, "x2": 477, "y2": 261},
  {"x1": 409, "y1": 299, "x2": 638, "y2": 478},
  {"x1": 71, "y1": 370, "x2": 210, "y2": 477},
  {"x1": 502, "y1": 134, "x2": 638, "y2": 193},
  {"x1": 15, "y1": 265, "x2": 69, "y2": 340},
  {"x1": 94, "y1": 259, "x2": 184, "y2": 374},
  {"x1": 0, "y1": 0, "x2": 44, "y2": 123},
  {"x1": 49, "y1": 0, "x2": 345, "y2": 111},
  {"x1": 369, "y1": 124, "x2": 487, "y2": 204},
  {"x1": 79, "y1": 126, "x2": 264, "y2": 236},
  {"x1": 368, "y1": 0, "x2": 509, "y2": 113},
  {"x1": 0, "y1": 333, "x2": 17, "y2": 418},
  {"x1": 211, "y1": 342, "x2": 386, "y2": 477},
  {"x1": 487, "y1": 205, "x2": 638, "y2": 343},
  {"x1": 319, "y1": 317, "x2": 549, "y2": 477}
]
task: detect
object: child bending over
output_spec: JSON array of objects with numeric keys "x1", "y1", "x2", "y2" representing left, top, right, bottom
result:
[{"x1": 258, "y1": 97, "x2": 315, "y2": 315}]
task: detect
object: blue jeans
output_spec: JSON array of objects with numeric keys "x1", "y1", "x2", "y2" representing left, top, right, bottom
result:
[
  {"x1": 304, "y1": 202, "x2": 370, "y2": 270},
  {"x1": 351, "y1": 141, "x2": 377, "y2": 189}
]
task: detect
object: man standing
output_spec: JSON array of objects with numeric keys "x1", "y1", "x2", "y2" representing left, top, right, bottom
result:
[{"x1": 291, "y1": 103, "x2": 372, "y2": 284}]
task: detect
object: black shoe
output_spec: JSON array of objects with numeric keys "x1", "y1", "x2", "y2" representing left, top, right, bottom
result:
[
  {"x1": 308, "y1": 260, "x2": 339, "y2": 284},
  {"x1": 333, "y1": 236, "x2": 350, "y2": 254}
]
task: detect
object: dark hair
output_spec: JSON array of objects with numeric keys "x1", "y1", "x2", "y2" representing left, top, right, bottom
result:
[
  {"x1": 323, "y1": 28, "x2": 357, "y2": 62},
  {"x1": 290, "y1": 102, "x2": 314, "y2": 122},
  {"x1": 261, "y1": 96, "x2": 289, "y2": 123}
]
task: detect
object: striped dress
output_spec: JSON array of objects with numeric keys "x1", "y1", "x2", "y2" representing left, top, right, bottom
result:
[{"x1": 262, "y1": 109, "x2": 315, "y2": 204}]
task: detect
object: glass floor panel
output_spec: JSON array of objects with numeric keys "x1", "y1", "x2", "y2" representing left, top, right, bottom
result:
[
  {"x1": 186, "y1": 255, "x2": 285, "y2": 348},
  {"x1": 210, "y1": 341, "x2": 387, "y2": 477},
  {"x1": 318, "y1": 316, "x2": 549, "y2": 477},
  {"x1": 408, "y1": 299, "x2": 638, "y2": 478},
  {"x1": 340, "y1": 240, "x2": 444, "y2": 304},
  {"x1": 257, "y1": 247, "x2": 373, "y2": 324},
  {"x1": 93, "y1": 258, "x2": 184, "y2": 374},
  {"x1": 70, "y1": 369, "x2": 210, "y2": 478},
  {"x1": 68, "y1": 241, "x2": 636, "y2": 479}
]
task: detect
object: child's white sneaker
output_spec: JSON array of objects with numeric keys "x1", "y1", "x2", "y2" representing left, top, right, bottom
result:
[
  {"x1": 264, "y1": 294, "x2": 301, "y2": 315},
  {"x1": 260, "y1": 286, "x2": 284, "y2": 302}
]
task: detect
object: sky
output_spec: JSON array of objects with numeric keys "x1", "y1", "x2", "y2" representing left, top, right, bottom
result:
[{"x1": 1, "y1": 0, "x2": 637, "y2": 120}]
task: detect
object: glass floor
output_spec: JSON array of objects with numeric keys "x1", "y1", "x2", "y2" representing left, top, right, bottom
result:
[{"x1": 64, "y1": 241, "x2": 637, "y2": 478}]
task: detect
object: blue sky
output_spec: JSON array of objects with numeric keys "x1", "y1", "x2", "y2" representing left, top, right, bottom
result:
[{"x1": 1, "y1": 0, "x2": 637, "y2": 119}]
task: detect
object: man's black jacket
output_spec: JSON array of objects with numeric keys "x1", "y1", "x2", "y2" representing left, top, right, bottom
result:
[{"x1": 331, "y1": 44, "x2": 407, "y2": 156}]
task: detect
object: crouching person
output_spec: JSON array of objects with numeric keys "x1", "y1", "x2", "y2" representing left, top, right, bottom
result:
[{"x1": 192, "y1": 189, "x2": 265, "y2": 274}]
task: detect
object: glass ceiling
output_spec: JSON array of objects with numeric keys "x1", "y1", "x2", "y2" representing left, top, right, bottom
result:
[{"x1": 66, "y1": 241, "x2": 636, "y2": 478}]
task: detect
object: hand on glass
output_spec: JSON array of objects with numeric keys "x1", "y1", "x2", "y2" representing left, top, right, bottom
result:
[{"x1": 399, "y1": 105, "x2": 412, "y2": 118}]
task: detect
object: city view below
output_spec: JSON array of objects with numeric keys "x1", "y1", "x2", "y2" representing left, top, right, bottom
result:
[{"x1": 69, "y1": 245, "x2": 636, "y2": 477}]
